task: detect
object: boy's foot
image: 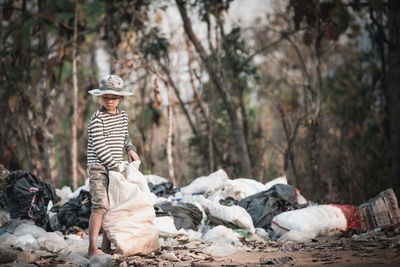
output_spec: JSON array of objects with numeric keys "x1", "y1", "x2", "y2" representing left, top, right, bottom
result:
[{"x1": 89, "y1": 249, "x2": 105, "y2": 258}]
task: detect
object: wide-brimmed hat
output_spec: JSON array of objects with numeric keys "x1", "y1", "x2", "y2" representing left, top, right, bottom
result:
[{"x1": 88, "y1": 75, "x2": 134, "y2": 97}]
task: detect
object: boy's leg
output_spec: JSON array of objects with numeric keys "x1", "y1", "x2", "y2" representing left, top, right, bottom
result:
[
  {"x1": 101, "y1": 232, "x2": 111, "y2": 253},
  {"x1": 88, "y1": 212, "x2": 104, "y2": 256},
  {"x1": 87, "y1": 164, "x2": 110, "y2": 257}
]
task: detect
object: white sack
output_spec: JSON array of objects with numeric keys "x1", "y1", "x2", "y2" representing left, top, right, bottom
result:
[
  {"x1": 103, "y1": 161, "x2": 160, "y2": 256},
  {"x1": 271, "y1": 205, "x2": 347, "y2": 242},
  {"x1": 180, "y1": 169, "x2": 229, "y2": 195},
  {"x1": 222, "y1": 178, "x2": 267, "y2": 200},
  {"x1": 197, "y1": 195, "x2": 255, "y2": 233}
]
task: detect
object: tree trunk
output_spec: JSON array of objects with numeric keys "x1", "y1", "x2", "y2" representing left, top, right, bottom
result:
[
  {"x1": 166, "y1": 82, "x2": 176, "y2": 185},
  {"x1": 161, "y1": 65, "x2": 209, "y2": 162},
  {"x1": 389, "y1": 0, "x2": 400, "y2": 198},
  {"x1": 71, "y1": 0, "x2": 79, "y2": 190},
  {"x1": 175, "y1": 0, "x2": 252, "y2": 177}
]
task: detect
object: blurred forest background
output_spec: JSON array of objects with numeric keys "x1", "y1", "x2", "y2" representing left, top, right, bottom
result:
[{"x1": 0, "y1": 0, "x2": 399, "y2": 205}]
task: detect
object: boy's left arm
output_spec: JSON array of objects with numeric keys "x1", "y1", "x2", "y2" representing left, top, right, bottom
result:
[
  {"x1": 124, "y1": 129, "x2": 140, "y2": 162},
  {"x1": 127, "y1": 149, "x2": 140, "y2": 162}
]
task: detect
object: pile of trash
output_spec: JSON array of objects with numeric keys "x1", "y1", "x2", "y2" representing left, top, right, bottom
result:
[{"x1": 0, "y1": 163, "x2": 399, "y2": 265}]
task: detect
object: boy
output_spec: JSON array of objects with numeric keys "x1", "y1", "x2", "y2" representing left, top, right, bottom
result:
[{"x1": 87, "y1": 75, "x2": 139, "y2": 257}]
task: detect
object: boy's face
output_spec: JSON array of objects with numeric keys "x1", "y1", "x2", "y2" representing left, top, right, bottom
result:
[{"x1": 100, "y1": 94, "x2": 123, "y2": 112}]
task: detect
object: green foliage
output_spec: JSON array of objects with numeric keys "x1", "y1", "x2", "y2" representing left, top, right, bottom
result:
[{"x1": 139, "y1": 27, "x2": 169, "y2": 61}]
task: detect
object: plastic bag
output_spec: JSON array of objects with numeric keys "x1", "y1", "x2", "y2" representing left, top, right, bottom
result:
[
  {"x1": 103, "y1": 161, "x2": 160, "y2": 256},
  {"x1": 271, "y1": 205, "x2": 347, "y2": 242},
  {"x1": 15, "y1": 233, "x2": 39, "y2": 250},
  {"x1": 238, "y1": 184, "x2": 298, "y2": 229},
  {"x1": 57, "y1": 190, "x2": 92, "y2": 232},
  {"x1": 155, "y1": 201, "x2": 202, "y2": 230},
  {"x1": 222, "y1": 178, "x2": 267, "y2": 201},
  {"x1": 180, "y1": 169, "x2": 229, "y2": 195},
  {"x1": 55, "y1": 186, "x2": 73, "y2": 205},
  {"x1": 2, "y1": 170, "x2": 58, "y2": 228},
  {"x1": 197, "y1": 195, "x2": 255, "y2": 233},
  {"x1": 13, "y1": 223, "x2": 46, "y2": 239},
  {"x1": 202, "y1": 225, "x2": 241, "y2": 245},
  {"x1": 37, "y1": 232, "x2": 68, "y2": 252}
]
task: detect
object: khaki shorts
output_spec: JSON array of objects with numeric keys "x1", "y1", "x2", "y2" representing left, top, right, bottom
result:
[{"x1": 88, "y1": 164, "x2": 109, "y2": 215}]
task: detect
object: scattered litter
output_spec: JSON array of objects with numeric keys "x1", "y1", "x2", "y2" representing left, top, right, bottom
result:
[{"x1": 160, "y1": 251, "x2": 180, "y2": 261}]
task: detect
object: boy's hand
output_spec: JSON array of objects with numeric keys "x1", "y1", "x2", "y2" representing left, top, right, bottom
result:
[{"x1": 128, "y1": 150, "x2": 140, "y2": 162}]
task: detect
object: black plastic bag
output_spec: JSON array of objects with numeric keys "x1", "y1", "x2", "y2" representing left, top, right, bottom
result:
[
  {"x1": 155, "y1": 201, "x2": 202, "y2": 230},
  {"x1": 148, "y1": 182, "x2": 180, "y2": 197},
  {"x1": 238, "y1": 184, "x2": 299, "y2": 229},
  {"x1": 57, "y1": 190, "x2": 92, "y2": 232},
  {"x1": 2, "y1": 170, "x2": 59, "y2": 228}
]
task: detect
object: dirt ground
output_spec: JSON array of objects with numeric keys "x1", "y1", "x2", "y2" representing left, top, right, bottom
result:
[
  {"x1": 119, "y1": 227, "x2": 400, "y2": 266},
  {"x1": 1, "y1": 226, "x2": 399, "y2": 266}
]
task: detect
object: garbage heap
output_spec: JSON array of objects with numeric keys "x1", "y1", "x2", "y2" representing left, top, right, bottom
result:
[{"x1": 0, "y1": 163, "x2": 399, "y2": 264}]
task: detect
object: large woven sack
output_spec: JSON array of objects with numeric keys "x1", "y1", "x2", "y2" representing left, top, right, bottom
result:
[{"x1": 103, "y1": 161, "x2": 159, "y2": 256}]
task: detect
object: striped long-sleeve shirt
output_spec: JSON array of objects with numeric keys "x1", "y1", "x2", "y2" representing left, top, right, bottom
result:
[{"x1": 87, "y1": 107, "x2": 136, "y2": 169}]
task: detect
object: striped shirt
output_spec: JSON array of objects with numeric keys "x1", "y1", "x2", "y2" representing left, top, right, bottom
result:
[{"x1": 87, "y1": 107, "x2": 136, "y2": 169}]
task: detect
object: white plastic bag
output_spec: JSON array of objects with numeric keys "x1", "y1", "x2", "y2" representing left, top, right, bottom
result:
[
  {"x1": 55, "y1": 186, "x2": 73, "y2": 205},
  {"x1": 13, "y1": 223, "x2": 46, "y2": 239},
  {"x1": 271, "y1": 205, "x2": 347, "y2": 242},
  {"x1": 15, "y1": 234, "x2": 39, "y2": 250},
  {"x1": 222, "y1": 178, "x2": 267, "y2": 200},
  {"x1": 202, "y1": 225, "x2": 241, "y2": 245},
  {"x1": 103, "y1": 161, "x2": 160, "y2": 256},
  {"x1": 197, "y1": 195, "x2": 255, "y2": 233},
  {"x1": 0, "y1": 233, "x2": 18, "y2": 248},
  {"x1": 180, "y1": 169, "x2": 229, "y2": 195},
  {"x1": 37, "y1": 232, "x2": 68, "y2": 252}
]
